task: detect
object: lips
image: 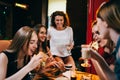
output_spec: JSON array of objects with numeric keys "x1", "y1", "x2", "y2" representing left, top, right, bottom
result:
[
  {"x1": 30, "y1": 49, "x2": 36, "y2": 54},
  {"x1": 40, "y1": 37, "x2": 46, "y2": 42},
  {"x1": 32, "y1": 49, "x2": 36, "y2": 52},
  {"x1": 41, "y1": 38, "x2": 45, "y2": 40}
]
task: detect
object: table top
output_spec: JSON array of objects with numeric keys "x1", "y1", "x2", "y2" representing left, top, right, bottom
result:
[
  {"x1": 33, "y1": 71, "x2": 100, "y2": 80},
  {"x1": 54, "y1": 71, "x2": 100, "y2": 80}
]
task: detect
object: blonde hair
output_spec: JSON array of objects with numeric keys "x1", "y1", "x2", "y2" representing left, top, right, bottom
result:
[{"x1": 96, "y1": 0, "x2": 120, "y2": 33}]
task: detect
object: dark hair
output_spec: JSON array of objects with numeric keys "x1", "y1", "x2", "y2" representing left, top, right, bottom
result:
[
  {"x1": 50, "y1": 11, "x2": 70, "y2": 28},
  {"x1": 33, "y1": 24, "x2": 48, "y2": 53},
  {"x1": 34, "y1": 24, "x2": 47, "y2": 34},
  {"x1": 96, "y1": 0, "x2": 120, "y2": 33}
]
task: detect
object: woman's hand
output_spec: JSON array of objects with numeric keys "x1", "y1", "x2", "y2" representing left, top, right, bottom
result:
[
  {"x1": 27, "y1": 54, "x2": 42, "y2": 71},
  {"x1": 88, "y1": 48, "x2": 103, "y2": 60},
  {"x1": 45, "y1": 60, "x2": 65, "y2": 72},
  {"x1": 81, "y1": 45, "x2": 100, "y2": 60},
  {"x1": 55, "y1": 61, "x2": 65, "y2": 72},
  {"x1": 66, "y1": 44, "x2": 74, "y2": 51},
  {"x1": 46, "y1": 56, "x2": 55, "y2": 63}
]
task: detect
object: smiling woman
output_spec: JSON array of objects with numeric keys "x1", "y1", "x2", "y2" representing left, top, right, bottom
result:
[
  {"x1": 84, "y1": 0, "x2": 120, "y2": 80},
  {"x1": 47, "y1": 11, "x2": 76, "y2": 73},
  {"x1": 0, "y1": 26, "x2": 42, "y2": 80},
  {"x1": 32, "y1": 24, "x2": 65, "y2": 80}
]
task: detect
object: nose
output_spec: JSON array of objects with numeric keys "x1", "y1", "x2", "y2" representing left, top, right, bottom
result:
[
  {"x1": 93, "y1": 34, "x2": 98, "y2": 41},
  {"x1": 44, "y1": 34, "x2": 47, "y2": 37},
  {"x1": 43, "y1": 33, "x2": 47, "y2": 37},
  {"x1": 93, "y1": 34, "x2": 96, "y2": 40},
  {"x1": 34, "y1": 43, "x2": 38, "y2": 49}
]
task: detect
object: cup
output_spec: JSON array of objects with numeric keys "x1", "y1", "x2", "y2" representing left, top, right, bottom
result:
[
  {"x1": 71, "y1": 71, "x2": 77, "y2": 80},
  {"x1": 81, "y1": 48, "x2": 91, "y2": 59},
  {"x1": 71, "y1": 76, "x2": 76, "y2": 80},
  {"x1": 65, "y1": 64, "x2": 72, "y2": 71}
]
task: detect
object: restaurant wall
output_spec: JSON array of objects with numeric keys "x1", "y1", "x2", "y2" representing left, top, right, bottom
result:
[{"x1": 66, "y1": 0, "x2": 87, "y2": 71}]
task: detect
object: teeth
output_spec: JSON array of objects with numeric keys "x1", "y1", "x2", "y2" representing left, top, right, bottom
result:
[{"x1": 31, "y1": 50, "x2": 34, "y2": 53}]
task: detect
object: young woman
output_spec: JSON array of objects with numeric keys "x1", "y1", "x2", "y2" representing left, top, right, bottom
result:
[
  {"x1": 92, "y1": 20, "x2": 115, "y2": 67},
  {"x1": 0, "y1": 26, "x2": 42, "y2": 80},
  {"x1": 33, "y1": 24, "x2": 65, "y2": 79},
  {"x1": 47, "y1": 11, "x2": 76, "y2": 71},
  {"x1": 83, "y1": 0, "x2": 120, "y2": 80}
]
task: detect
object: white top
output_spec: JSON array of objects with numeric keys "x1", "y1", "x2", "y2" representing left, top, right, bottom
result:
[{"x1": 47, "y1": 26, "x2": 74, "y2": 57}]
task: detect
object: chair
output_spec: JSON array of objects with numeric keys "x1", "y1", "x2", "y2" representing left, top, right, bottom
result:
[{"x1": 0, "y1": 40, "x2": 11, "y2": 52}]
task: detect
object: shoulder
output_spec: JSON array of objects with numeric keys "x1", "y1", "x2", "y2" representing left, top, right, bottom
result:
[
  {"x1": 0, "y1": 52, "x2": 8, "y2": 63},
  {"x1": 0, "y1": 52, "x2": 8, "y2": 79},
  {"x1": 66, "y1": 26, "x2": 73, "y2": 31},
  {"x1": 66, "y1": 26, "x2": 72, "y2": 29}
]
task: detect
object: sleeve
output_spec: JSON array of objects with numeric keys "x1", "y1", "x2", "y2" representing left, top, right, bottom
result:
[{"x1": 70, "y1": 27, "x2": 74, "y2": 46}]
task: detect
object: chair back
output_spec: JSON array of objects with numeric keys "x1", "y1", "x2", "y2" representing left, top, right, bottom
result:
[{"x1": 0, "y1": 40, "x2": 11, "y2": 52}]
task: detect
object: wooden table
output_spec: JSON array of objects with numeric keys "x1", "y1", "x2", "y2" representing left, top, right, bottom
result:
[
  {"x1": 54, "y1": 71, "x2": 100, "y2": 80},
  {"x1": 75, "y1": 71, "x2": 100, "y2": 80}
]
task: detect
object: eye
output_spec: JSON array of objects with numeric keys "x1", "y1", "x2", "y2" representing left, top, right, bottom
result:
[
  {"x1": 40, "y1": 31, "x2": 46, "y2": 35},
  {"x1": 30, "y1": 40, "x2": 34, "y2": 44}
]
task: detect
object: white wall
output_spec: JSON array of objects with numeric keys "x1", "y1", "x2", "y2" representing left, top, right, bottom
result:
[
  {"x1": 48, "y1": 0, "x2": 66, "y2": 27},
  {"x1": 48, "y1": 0, "x2": 66, "y2": 16}
]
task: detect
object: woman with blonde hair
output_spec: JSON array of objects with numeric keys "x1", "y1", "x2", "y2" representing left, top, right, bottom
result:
[{"x1": 84, "y1": 0, "x2": 120, "y2": 80}]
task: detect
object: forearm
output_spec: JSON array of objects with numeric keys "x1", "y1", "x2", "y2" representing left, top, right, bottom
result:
[
  {"x1": 90, "y1": 49, "x2": 116, "y2": 80},
  {"x1": 96, "y1": 57, "x2": 116, "y2": 80},
  {"x1": 91, "y1": 59, "x2": 108, "y2": 80},
  {"x1": 6, "y1": 65, "x2": 31, "y2": 80},
  {"x1": 4, "y1": 54, "x2": 42, "y2": 80}
]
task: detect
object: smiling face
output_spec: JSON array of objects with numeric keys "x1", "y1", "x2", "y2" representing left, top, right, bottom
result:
[
  {"x1": 23, "y1": 31, "x2": 38, "y2": 56},
  {"x1": 92, "y1": 24, "x2": 107, "y2": 47},
  {"x1": 91, "y1": 18, "x2": 110, "y2": 47},
  {"x1": 38, "y1": 27, "x2": 47, "y2": 42},
  {"x1": 55, "y1": 16, "x2": 64, "y2": 28}
]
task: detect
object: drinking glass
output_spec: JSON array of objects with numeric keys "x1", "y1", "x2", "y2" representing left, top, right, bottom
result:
[
  {"x1": 81, "y1": 48, "x2": 91, "y2": 67},
  {"x1": 71, "y1": 71, "x2": 77, "y2": 80},
  {"x1": 65, "y1": 64, "x2": 72, "y2": 71}
]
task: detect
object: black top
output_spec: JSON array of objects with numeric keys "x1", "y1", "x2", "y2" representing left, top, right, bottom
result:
[{"x1": 3, "y1": 51, "x2": 31, "y2": 80}]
